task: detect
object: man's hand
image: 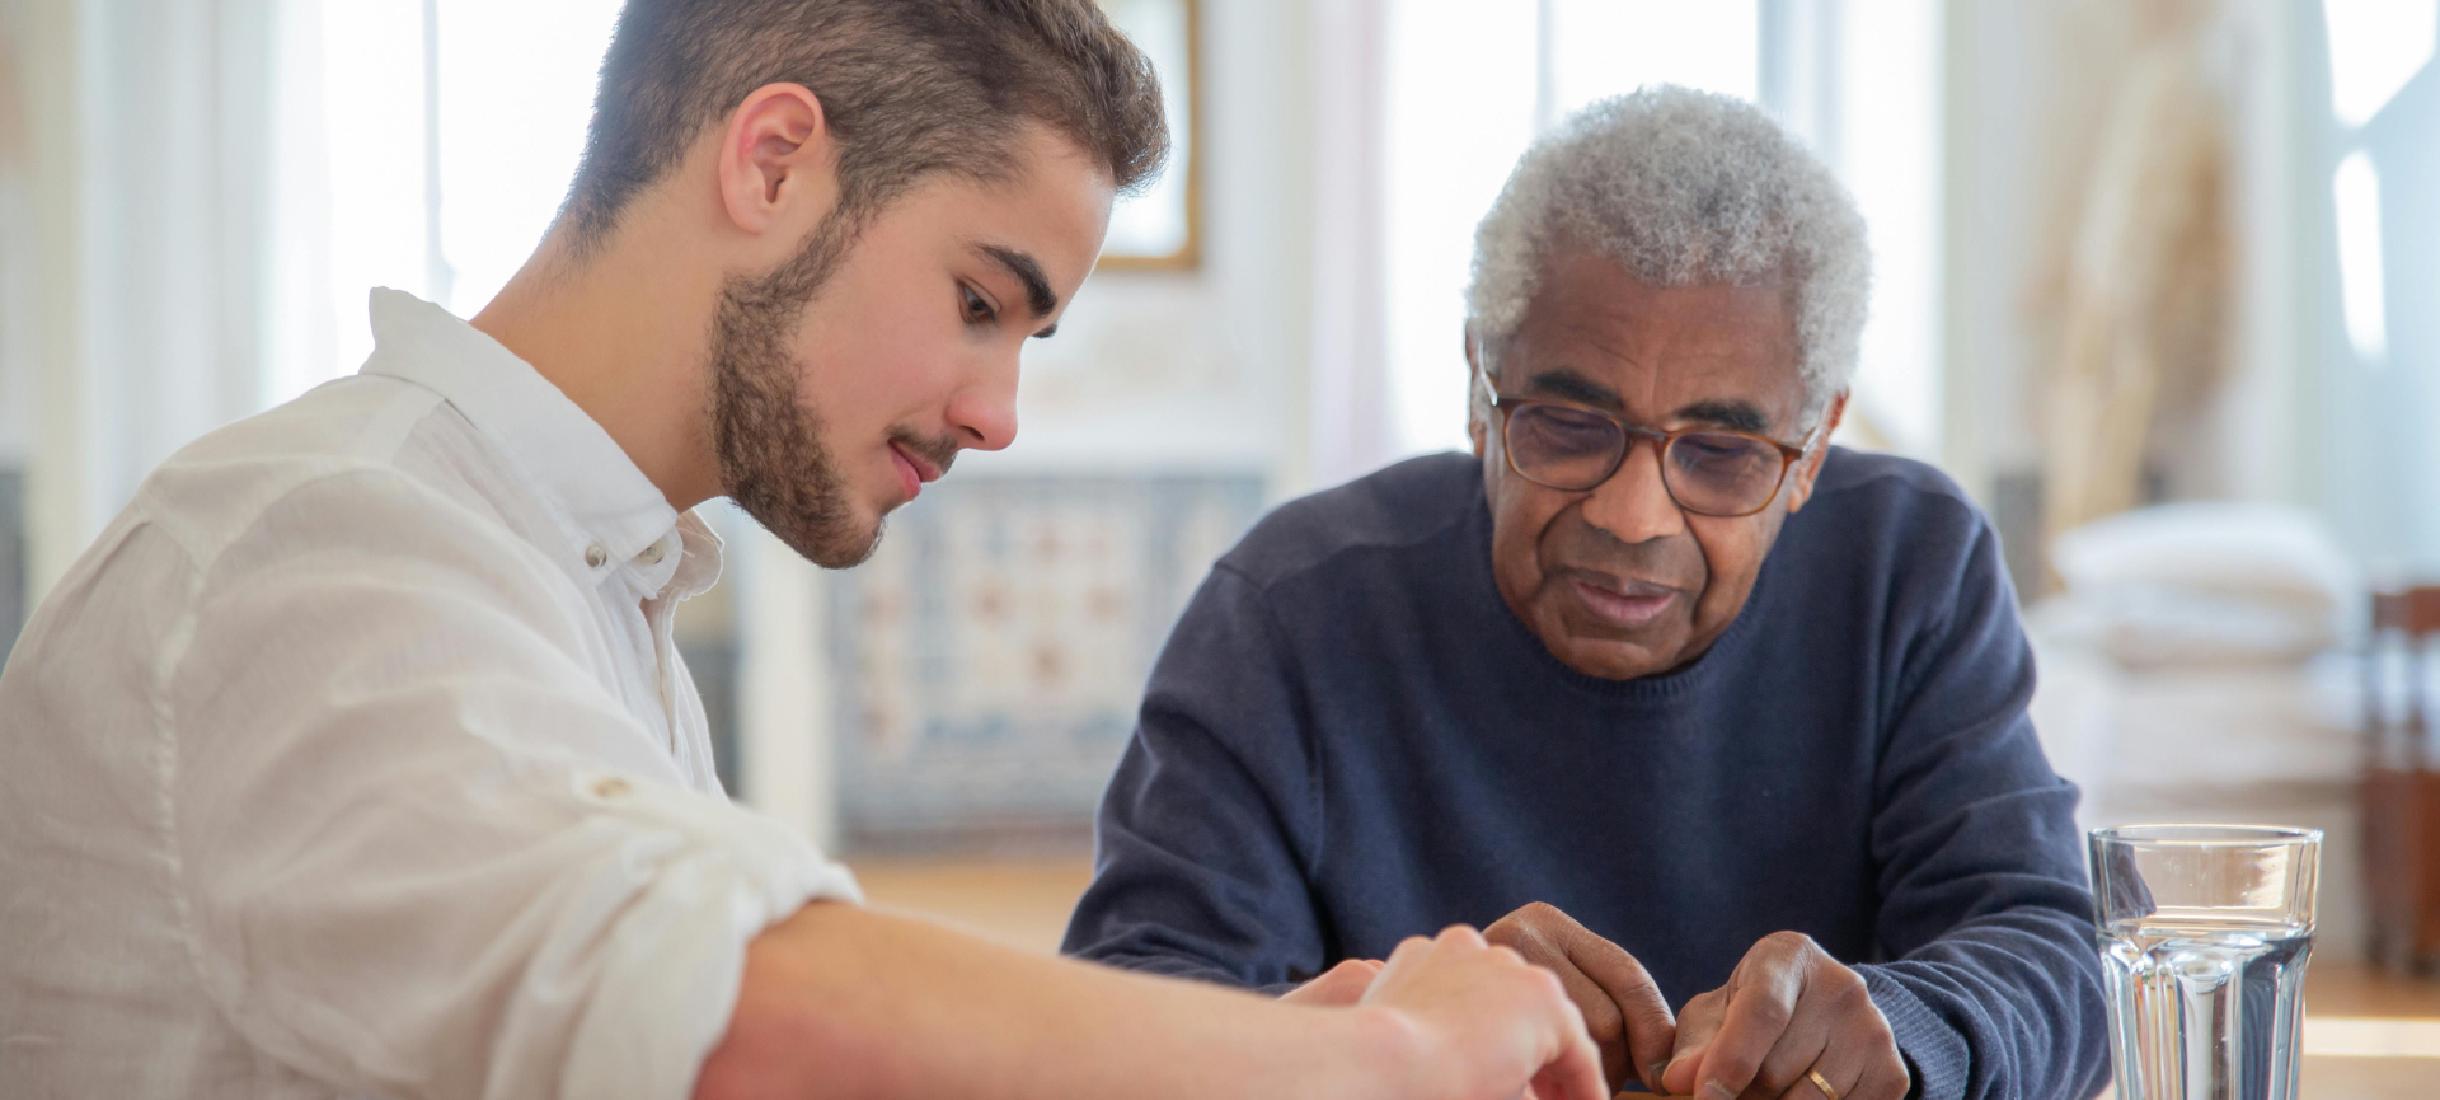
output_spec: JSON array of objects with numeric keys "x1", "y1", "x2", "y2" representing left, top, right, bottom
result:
[
  {"x1": 1357, "y1": 925, "x2": 1610, "y2": 1100},
  {"x1": 1280, "y1": 958, "x2": 1383, "y2": 1006},
  {"x1": 1484, "y1": 902, "x2": 1676, "y2": 1094},
  {"x1": 1659, "y1": 932, "x2": 1908, "y2": 1100}
]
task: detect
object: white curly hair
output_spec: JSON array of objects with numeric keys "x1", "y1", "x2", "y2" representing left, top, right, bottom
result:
[{"x1": 1466, "y1": 85, "x2": 1870, "y2": 420}]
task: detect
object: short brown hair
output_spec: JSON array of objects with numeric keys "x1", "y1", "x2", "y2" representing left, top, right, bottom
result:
[{"x1": 565, "y1": 0, "x2": 1169, "y2": 246}]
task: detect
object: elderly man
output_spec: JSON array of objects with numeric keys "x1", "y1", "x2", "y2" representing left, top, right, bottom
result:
[{"x1": 1065, "y1": 87, "x2": 2109, "y2": 1100}]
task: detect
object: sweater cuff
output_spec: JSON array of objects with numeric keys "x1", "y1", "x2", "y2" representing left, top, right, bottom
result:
[{"x1": 1859, "y1": 966, "x2": 1965, "y2": 1100}]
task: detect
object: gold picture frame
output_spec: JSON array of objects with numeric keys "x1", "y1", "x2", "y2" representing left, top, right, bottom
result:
[{"x1": 1097, "y1": 0, "x2": 1201, "y2": 271}]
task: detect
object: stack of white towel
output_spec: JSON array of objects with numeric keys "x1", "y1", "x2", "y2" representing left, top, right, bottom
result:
[
  {"x1": 2025, "y1": 502, "x2": 2372, "y2": 958},
  {"x1": 2030, "y1": 502, "x2": 2362, "y2": 670}
]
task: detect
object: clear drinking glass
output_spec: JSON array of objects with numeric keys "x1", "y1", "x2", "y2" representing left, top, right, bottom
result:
[{"x1": 2089, "y1": 825, "x2": 2321, "y2": 1100}]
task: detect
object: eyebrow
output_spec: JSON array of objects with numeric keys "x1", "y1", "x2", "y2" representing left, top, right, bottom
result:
[
  {"x1": 1519, "y1": 367, "x2": 1773, "y2": 433},
  {"x1": 1672, "y1": 400, "x2": 1770, "y2": 434},
  {"x1": 1519, "y1": 369, "x2": 1620, "y2": 408},
  {"x1": 977, "y1": 244, "x2": 1061, "y2": 338}
]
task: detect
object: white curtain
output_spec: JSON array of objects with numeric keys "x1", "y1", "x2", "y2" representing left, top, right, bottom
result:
[
  {"x1": 3, "y1": 6, "x2": 35, "y2": 473},
  {"x1": 13, "y1": 0, "x2": 284, "y2": 597},
  {"x1": 1303, "y1": 0, "x2": 1399, "y2": 489}
]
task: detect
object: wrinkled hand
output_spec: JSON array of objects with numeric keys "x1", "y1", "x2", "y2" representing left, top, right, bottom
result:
[
  {"x1": 1280, "y1": 958, "x2": 1383, "y2": 1006},
  {"x1": 1484, "y1": 902, "x2": 1676, "y2": 1094},
  {"x1": 1357, "y1": 925, "x2": 1609, "y2": 1100},
  {"x1": 1659, "y1": 932, "x2": 1908, "y2": 1100}
]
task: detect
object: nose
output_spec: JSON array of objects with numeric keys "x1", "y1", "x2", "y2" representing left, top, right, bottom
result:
[
  {"x1": 1578, "y1": 434, "x2": 1687, "y2": 544},
  {"x1": 946, "y1": 350, "x2": 1020, "y2": 452}
]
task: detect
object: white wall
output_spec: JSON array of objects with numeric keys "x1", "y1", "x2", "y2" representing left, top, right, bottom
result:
[{"x1": 980, "y1": 0, "x2": 1319, "y2": 489}]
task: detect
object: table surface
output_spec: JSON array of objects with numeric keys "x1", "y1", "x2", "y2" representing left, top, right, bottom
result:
[
  {"x1": 2275, "y1": 968, "x2": 2440, "y2": 1097},
  {"x1": 856, "y1": 856, "x2": 2440, "y2": 1096}
]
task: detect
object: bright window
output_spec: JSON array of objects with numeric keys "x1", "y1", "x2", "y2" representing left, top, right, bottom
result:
[
  {"x1": 267, "y1": 0, "x2": 620, "y2": 405},
  {"x1": 2322, "y1": 0, "x2": 2435, "y2": 371}
]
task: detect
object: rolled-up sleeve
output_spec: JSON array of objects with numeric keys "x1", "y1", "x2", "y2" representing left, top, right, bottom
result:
[{"x1": 161, "y1": 470, "x2": 856, "y2": 1099}]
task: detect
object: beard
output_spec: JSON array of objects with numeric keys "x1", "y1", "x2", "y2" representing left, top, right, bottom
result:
[
  {"x1": 708, "y1": 208, "x2": 967, "y2": 569},
  {"x1": 708, "y1": 208, "x2": 882, "y2": 569}
]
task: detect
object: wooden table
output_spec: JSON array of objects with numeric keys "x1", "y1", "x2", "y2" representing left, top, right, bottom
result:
[{"x1": 858, "y1": 857, "x2": 2440, "y2": 1095}]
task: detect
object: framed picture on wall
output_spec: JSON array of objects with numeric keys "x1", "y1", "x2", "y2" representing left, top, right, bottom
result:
[{"x1": 1097, "y1": 0, "x2": 1201, "y2": 271}]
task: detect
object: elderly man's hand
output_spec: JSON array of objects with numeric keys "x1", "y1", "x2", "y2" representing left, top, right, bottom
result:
[
  {"x1": 1483, "y1": 902, "x2": 1676, "y2": 1094},
  {"x1": 1658, "y1": 932, "x2": 1907, "y2": 1100}
]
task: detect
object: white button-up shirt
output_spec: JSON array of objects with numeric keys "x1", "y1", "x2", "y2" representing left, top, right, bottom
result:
[{"x1": 0, "y1": 290, "x2": 859, "y2": 1099}]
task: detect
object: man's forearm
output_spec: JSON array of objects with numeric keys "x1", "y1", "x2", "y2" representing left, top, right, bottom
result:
[{"x1": 694, "y1": 902, "x2": 1410, "y2": 1100}]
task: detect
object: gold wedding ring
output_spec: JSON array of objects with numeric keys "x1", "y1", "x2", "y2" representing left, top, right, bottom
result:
[{"x1": 1806, "y1": 1069, "x2": 1841, "y2": 1100}]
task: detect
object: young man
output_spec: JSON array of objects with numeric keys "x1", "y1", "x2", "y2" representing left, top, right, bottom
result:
[{"x1": 0, "y1": 3, "x2": 1606, "y2": 1098}]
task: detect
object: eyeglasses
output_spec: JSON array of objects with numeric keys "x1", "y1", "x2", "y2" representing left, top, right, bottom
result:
[{"x1": 1476, "y1": 363, "x2": 1819, "y2": 518}]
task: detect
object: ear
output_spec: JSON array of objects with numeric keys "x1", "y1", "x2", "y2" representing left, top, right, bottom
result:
[
  {"x1": 714, "y1": 83, "x2": 839, "y2": 243},
  {"x1": 1464, "y1": 323, "x2": 1489, "y2": 458},
  {"x1": 1780, "y1": 390, "x2": 1848, "y2": 514}
]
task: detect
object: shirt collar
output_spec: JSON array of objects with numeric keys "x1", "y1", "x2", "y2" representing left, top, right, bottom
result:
[{"x1": 358, "y1": 288, "x2": 715, "y2": 591}]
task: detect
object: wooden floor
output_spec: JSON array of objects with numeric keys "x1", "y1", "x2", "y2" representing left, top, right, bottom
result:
[{"x1": 856, "y1": 856, "x2": 2440, "y2": 1095}]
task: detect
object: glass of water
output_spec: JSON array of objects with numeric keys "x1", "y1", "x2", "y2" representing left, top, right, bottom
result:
[{"x1": 2089, "y1": 824, "x2": 2321, "y2": 1100}]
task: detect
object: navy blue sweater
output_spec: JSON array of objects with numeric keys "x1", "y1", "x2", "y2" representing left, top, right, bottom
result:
[{"x1": 1064, "y1": 450, "x2": 2109, "y2": 1100}]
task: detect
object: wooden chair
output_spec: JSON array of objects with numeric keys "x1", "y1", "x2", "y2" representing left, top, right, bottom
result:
[{"x1": 2363, "y1": 586, "x2": 2440, "y2": 973}]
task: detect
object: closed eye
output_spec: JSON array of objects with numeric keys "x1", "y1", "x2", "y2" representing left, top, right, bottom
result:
[{"x1": 959, "y1": 283, "x2": 999, "y2": 326}]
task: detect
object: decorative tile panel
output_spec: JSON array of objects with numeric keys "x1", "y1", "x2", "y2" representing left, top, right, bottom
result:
[{"x1": 828, "y1": 471, "x2": 1265, "y2": 851}]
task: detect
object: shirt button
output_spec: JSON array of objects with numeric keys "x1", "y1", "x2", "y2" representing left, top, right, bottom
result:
[
  {"x1": 590, "y1": 776, "x2": 632, "y2": 799},
  {"x1": 584, "y1": 544, "x2": 609, "y2": 569},
  {"x1": 638, "y1": 541, "x2": 667, "y2": 566}
]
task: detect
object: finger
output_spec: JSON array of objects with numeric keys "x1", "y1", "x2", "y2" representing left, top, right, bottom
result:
[
  {"x1": 1557, "y1": 929, "x2": 1674, "y2": 1091},
  {"x1": 1489, "y1": 906, "x2": 1634, "y2": 1089},
  {"x1": 1660, "y1": 990, "x2": 1726, "y2": 1095},
  {"x1": 1526, "y1": 1062, "x2": 1609, "y2": 1100},
  {"x1": 1439, "y1": 923, "x2": 1489, "y2": 949},
  {"x1": 1747, "y1": 987, "x2": 1839, "y2": 1096},
  {"x1": 1845, "y1": 1056, "x2": 1911, "y2": 1100},
  {"x1": 1760, "y1": 961, "x2": 1881, "y2": 1096},
  {"x1": 1691, "y1": 941, "x2": 1810, "y2": 1097},
  {"x1": 1528, "y1": 952, "x2": 1630, "y2": 1087},
  {"x1": 1773, "y1": 1059, "x2": 1860, "y2": 1100},
  {"x1": 1507, "y1": 958, "x2": 1604, "y2": 1100},
  {"x1": 1759, "y1": 1044, "x2": 1832, "y2": 1100},
  {"x1": 1279, "y1": 958, "x2": 1382, "y2": 1006},
  {"x1": 1533, "y1": 998, "x2": 1610, "y2": 1100},
  {"x1": 1377, "y1": 934, "x2": 1432, "y2": 978},
  {"x1": 1802, "y1": 1011, "x2": 1907, "y2": 1100}
]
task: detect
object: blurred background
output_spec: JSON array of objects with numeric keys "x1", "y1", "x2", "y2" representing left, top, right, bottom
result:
[{"x1": 3, "y1": 0, "x2": 2438, "y2": 1076}]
